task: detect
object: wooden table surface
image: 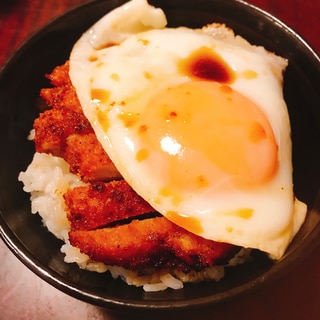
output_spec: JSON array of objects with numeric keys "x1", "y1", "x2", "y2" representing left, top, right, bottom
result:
[{"x1": 1, "y1": 1, "x2": 320, "y2": 319}]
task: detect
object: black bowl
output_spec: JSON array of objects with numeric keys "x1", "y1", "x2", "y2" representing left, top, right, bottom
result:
[{"x1": 1, "y1": 0, "x2": 320, "y2": 312}]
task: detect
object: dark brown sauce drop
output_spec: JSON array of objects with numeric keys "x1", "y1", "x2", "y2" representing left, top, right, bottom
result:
[{"x1": 179, "y1": 46, "x2": 235, "y2": 83}]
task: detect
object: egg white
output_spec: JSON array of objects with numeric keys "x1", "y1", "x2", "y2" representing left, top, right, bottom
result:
[{"x1": 69, "y1": 0, "x2": 307, "y2": 259}]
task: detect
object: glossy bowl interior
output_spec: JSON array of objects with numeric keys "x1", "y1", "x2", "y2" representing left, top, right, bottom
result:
[{"x1": 1, "y1": 0, "x2": 320, "y2": 312}]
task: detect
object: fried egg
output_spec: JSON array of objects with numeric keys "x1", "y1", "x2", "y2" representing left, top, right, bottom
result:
[{"x1": 69, "y1": 0, "x2": 307, "y2": 259}]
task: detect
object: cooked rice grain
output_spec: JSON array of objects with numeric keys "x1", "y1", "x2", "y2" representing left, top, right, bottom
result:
[
  {"x1": 19, "y1": 153, "x2": 84, "y2": 240},
  {"x1": 19, "y1": 152, "x2": 250, "y2": 291}
]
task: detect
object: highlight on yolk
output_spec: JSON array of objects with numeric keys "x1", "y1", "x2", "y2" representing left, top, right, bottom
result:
[{"x1": 138, "y1": 80, "x2": 278, "y2": 191}]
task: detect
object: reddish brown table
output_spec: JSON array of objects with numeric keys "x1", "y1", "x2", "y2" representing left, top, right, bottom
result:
[{"x1": 1, "y1": 1, "x2": 320, "y2": 319}]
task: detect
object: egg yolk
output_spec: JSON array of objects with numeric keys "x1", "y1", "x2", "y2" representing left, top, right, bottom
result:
[{"x1": 138, "y1": 81, "x2": 278, "y2": 191}]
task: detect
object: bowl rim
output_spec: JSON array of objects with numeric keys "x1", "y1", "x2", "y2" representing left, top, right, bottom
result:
[{"x1": 1, "y1": 0, "x2": 320, "y2": 311}]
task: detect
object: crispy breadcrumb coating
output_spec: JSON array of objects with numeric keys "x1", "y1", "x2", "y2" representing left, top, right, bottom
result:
[
  {"x1": 69, "y1": 217, "x2": 238, "y2": 272},
  {"x1": 64, "y1": 180, "x2": 156, "y2": 231},
  {"x1": 34, "y1": 62, "x2": 121, "y2": 181}
]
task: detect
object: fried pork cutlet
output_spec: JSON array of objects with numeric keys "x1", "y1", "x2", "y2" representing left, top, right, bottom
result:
[
  {"x1": 33, "y1": 107, "x2": 93, "y2": 157},
  {"x1": 64, "y1": 180, "x2": 156, "y2": 231},
  {"x1": 35, "y1": 62, "x2": 239, "y2": 274},
  {"x1": 64, "y1": 133, "x2": 122, "y2": 182},
  {"x1": 34, "y1": 62, "x2": 120, "y2": 181},
  {"x1": 39, "y1": 61, "x2": 82, "y2": 113},
  {"x1": 69, "y1": 217, "x2": 238, "y2": 272},
  {"x1": 45, "y1": 60, "x2": 72, "y2": 87}
]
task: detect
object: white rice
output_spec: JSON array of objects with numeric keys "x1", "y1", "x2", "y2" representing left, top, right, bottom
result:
[
  {"x1": 19, "y1": 152, "x2": 251, "y2": 292},
  {"x1": 19, "y1": 152, "x2": 85, "y2": 241}
]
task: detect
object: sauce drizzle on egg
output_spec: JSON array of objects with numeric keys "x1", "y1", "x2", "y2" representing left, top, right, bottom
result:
[
  {"x1": 166, "y1": 210, "x2": 204, "y2": 235},
  {"x1": 179, "y1": 46, "x2": 235, "y2": 83}
]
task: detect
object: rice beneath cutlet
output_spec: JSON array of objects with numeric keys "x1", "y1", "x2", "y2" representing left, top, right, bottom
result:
[{"x1": 18, "y1": 151, "x2": 251, "y2": 292}]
